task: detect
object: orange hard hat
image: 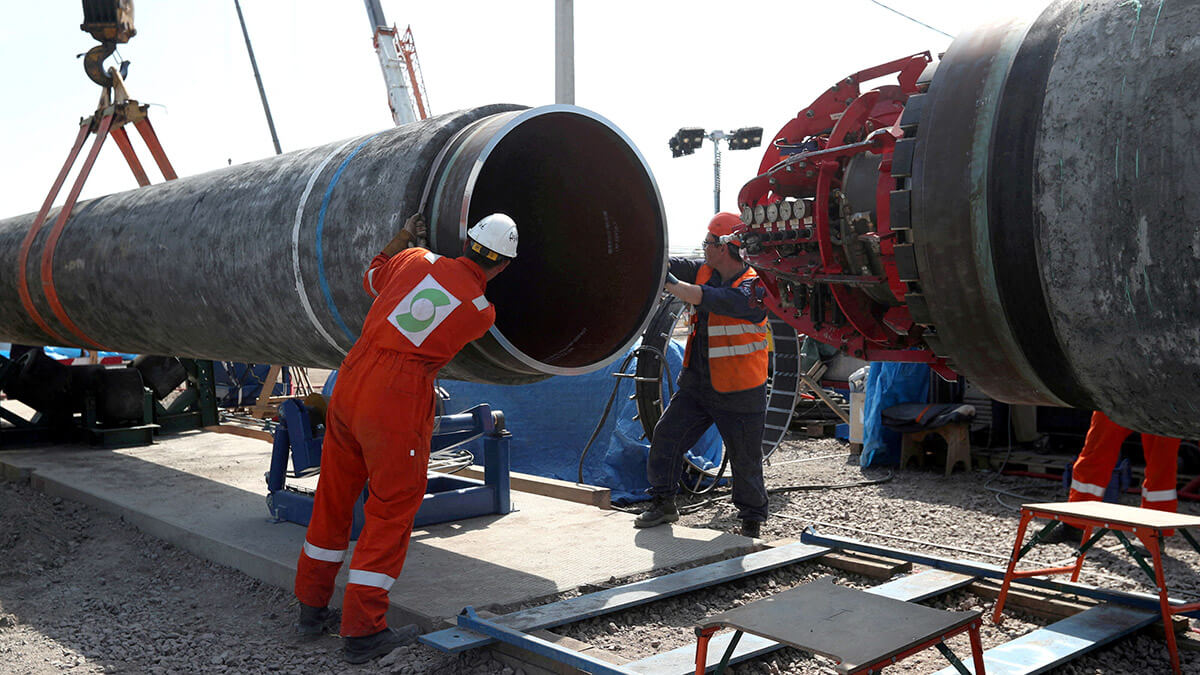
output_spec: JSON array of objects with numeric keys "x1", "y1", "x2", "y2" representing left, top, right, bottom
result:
[{"x1": 707, "y1": 212, "x2": 742, "y2": 237}]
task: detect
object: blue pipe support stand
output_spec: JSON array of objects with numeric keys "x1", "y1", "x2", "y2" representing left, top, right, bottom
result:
[
  {"x1": 265, "y1": 399, "x2": 512, "y2": 537},
  {"x1": 457, "y1": 607, "x2": 639, "y2": 675}
]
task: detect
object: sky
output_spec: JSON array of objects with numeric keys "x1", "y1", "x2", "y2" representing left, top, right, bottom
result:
[{"x1": 0, "y1": 1, "x2": 1050, "y2": 251}]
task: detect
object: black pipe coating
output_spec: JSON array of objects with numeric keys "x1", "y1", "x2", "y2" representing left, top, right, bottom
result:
[
  {"x1": 910, "y1": 0, "x2": 1200, "y2": 436},
  {"x1": 0, "y1": 105, "x2": 668, "y2": 385}
]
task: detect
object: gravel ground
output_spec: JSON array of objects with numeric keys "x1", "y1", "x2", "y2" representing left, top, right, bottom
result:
[{"x1": 2, "y1": 433, "x2": 1199, "y2": 673}]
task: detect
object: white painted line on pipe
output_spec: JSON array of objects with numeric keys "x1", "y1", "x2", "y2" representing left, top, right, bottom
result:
[{"x1": 293, "y1": 140, "x2": 357, "y2": 356}]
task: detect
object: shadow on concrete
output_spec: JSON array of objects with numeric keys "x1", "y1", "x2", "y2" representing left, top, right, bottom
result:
[{"x1": 0, "y1": 442, "x2": 566, "y2": 630}]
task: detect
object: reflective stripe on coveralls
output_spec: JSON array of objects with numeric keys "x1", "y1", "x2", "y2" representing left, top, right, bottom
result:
[
  {"x1": 303, "y1": 541, "x2": 347, "y2": 563},
  {"x1": 348, "y1": 569, "x2": 397, "y2": 591},
  {"x1": 366, "y1": 268, "x2": 380, "y2": 297},
  {"x1": 1068, "y1": 410, "x2": 1181, "y2": 513},
  {"x1": 296, "y1": 246, "x2": 495, "y2": 636}
]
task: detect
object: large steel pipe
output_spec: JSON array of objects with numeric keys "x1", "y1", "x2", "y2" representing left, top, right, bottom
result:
[
  {"x1": 907, "y1": 0, "x2": 1200, "y2": 436},
  {"x1": 0, "y1": 105, "x2": 668, "y2": 384}
]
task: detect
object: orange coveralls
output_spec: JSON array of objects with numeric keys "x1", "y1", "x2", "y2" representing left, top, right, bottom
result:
[
  {"x1": 295, "y1": 247, "x2": 495, "y2": 636},
  {"x1": 1069, "y1": 411, "x2": 1181, "y2": 513}
]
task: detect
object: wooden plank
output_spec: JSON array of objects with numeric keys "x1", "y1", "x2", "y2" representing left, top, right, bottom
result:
[
  {"x1": 929, "y1": 604, "x2": 1158, "y2": 675},
  {"x1": 625, "y1": 568, "x2": 978, "y2": 674},
  {"x1": 252, "y1": 365, "x2": 282, "y2": 409},
  {"x1": 968, "y1": 580, "x2": 1095, "y2": 622},
  {"x1": 420, "y1": 542, "x2": 832, "y2": 653},
  {"x1": 799, "y1": 372, "x2": 850, "y2": 424},
  {"x1": 203, "y1": 424, "x2": 273, "y2": 443},
  {"x1": 802, "y1": 531, "x2": 1199, "y2": 615},
  {"x1": 452, "y1": 466, "x2": 611, "y2": 509},
  {"x1": 973, "y1": 579, "x2": 1183, "y2": 631},
  {"x1": 1147, "y1": 624, "x2": 1200, "y2": 652},
  {"x1": 818, "y1": 551, "x2": 912, "y2": 580},
  {"x1": 1023, "y1": 500, "x2": 1200, "y2": 530},
  {"x1": 244, "y1": 364, "x2": 284, "y2": 418}
]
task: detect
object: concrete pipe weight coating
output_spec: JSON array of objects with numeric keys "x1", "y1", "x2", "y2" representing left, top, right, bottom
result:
[
  {"x1": 0, "y1": 104, "x2": 668, "y2": 384},
  {"x1": 907, "y1": 0, "x2": 1200, "y2": 436},
  {"x1": 738, "y1": 0, "x2": 1200, "y2": 438}
]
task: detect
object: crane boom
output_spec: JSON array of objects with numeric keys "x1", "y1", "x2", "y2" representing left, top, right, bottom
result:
[{"x1": 363, "y1": 0, "x2": 428, "y2": 125}]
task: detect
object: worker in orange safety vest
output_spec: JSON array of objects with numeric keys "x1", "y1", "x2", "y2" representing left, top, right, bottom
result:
[
  {"x1": 1069, "y1": 411, "x2": 1181, "y2": 513},
  {"x1": 293, "y1": 211, "x2": 518, "y2": 664},
  {"x1": 635, "y1": 212, "x2": 770, "y2": 538}
]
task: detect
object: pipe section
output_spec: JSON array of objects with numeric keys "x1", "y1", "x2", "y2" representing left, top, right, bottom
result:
[
  {"x1": 0, "y1": 105, "x2": 668, "y2": 384},
  {"x1": 908, "y1": 0, "x2": 1200, "y2": 436}
]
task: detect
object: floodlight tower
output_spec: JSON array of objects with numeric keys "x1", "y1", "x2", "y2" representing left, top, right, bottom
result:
[{"x1": 670, "y1": 126, "x2": 763, "y2": 213}]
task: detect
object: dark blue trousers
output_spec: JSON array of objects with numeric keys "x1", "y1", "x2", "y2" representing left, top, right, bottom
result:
[{"x1": 646, "y1": 388, "x2": 768, "y2": 522}]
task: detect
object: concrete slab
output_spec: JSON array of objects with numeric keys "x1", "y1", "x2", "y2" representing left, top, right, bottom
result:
[{"x1": 0, "y1": 431, "x2": 756, "y2": 629}]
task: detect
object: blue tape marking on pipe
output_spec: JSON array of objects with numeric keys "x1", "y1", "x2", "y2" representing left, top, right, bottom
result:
[{"x1": 316, "y1": 133, "x2": 384, "y2": 343}]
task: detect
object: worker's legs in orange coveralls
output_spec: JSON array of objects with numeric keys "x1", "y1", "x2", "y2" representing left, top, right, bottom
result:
[
  {"x1": 1140, "y1": 433, "x2": 1181, "y2": 513},
  {"x1": 294, "y1": 350, "x2": 434, "y2": 636},
  {"x1": 1068, "y1": 411, "x2": 1130, "y2": 504},
  {"x1": 1069, "y1": 410, "x2": 1180, "y2": 513}
]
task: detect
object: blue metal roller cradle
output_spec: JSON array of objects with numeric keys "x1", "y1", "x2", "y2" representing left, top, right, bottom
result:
[{"x1": 265, "y1": 399, "x2": 512, "y2": 536}]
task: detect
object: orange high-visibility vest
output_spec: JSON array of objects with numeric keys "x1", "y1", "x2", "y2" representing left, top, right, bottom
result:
[{"x1": 683, "y1": 265, "x2": 769, "y2": 393}]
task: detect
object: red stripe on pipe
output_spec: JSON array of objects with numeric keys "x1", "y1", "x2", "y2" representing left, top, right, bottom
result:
[
  {"x1": 15, "y1": 124, "x2": 92, "y2": 347},
  {"x1": 38, "y1": 115, "x2": 113, "y2": 351}
]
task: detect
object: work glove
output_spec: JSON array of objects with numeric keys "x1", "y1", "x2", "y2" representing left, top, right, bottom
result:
[
  {"x1": 404, "y1": 213, "x2": 427, "y2": 241},
  {"x1": 665, "y1": 272, "x2": 680, "y2": 286}
]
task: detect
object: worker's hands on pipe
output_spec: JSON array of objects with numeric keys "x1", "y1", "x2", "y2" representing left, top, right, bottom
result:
[
  {"x1": 664, "y1": 272, "x2": 703, "y2": 305},
  {"x1": 404, "y1": 212, "x2": 427, "y2": 240},
  {"x1": 382, "y1": 213, "x2": 427, "y2": 256}
]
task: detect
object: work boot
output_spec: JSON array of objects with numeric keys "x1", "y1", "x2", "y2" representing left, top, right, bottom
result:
[
  {"x1": 342, "y1": 624, "x2": 421, "y2": 664},
  {"x1": 634, "y1": 495, "x2": 679, "y2": 528},
  {"x1": 741, "y1": 520, "x2": 761, "y2": 538},
  {"x1": 295, "y1": 603, "x2": 340, "y2": 641}
]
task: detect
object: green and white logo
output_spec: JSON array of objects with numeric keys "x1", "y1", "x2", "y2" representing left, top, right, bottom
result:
[{"x1": 388, "y1": 274, "x2": 461, "y2": 347}]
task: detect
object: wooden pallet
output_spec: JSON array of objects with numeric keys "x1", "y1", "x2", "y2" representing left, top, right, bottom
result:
[
  {"x1": 975, "y1": 448, "x2": 1200, "y2": 489},
  {"x1": 976, "y1": 449, "x2": 1074, "y2": 475}
]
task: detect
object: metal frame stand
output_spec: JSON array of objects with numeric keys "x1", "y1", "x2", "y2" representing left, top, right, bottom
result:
[
  {"x1": 266, "y1": 402, "x2": 512, "y2": 537},
  {"x1": 693, "y1": 621, "x2": 984, "y2": 675},
  {"x1": 690, "y1": 576, "x2": 985, "y2": 675},
  {"x1": 79, "y1": 388, "x2": 157, "y2": 449},
  {"x1": 993, "y1": 503, "x2": 1200, "y2": 675},
  {"x1": 150, "y1": 359, "x2": 219, "y2": 434}
]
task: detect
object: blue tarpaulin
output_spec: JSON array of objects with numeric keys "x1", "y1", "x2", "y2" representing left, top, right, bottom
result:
[
  {"x1": 324, "y1": 340, "x2": 722, "y2": 505},
  {"x1": 861, "y1": 361, "x2": 929, "y2": 467},
  {"x1": 0, "y1": 346, "x2": 138, "y2": 362}
]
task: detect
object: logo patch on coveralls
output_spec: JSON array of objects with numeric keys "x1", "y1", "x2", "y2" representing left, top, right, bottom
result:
[{"x1": 388, "y1": 274, "x2": 461, "y2": 347}]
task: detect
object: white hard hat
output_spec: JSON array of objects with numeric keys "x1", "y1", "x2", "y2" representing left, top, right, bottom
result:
[{"x1": 467, "y1": 213, "x2": 519, "y2": 259}]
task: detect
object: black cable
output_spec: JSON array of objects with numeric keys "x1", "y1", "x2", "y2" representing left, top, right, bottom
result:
[
  {"x1": 982, "y1": 407, "x2": 1060, "y2": 509},
  {"x1": 862, "y1": 0, "x2": 955, "y2": 39},
  {"x1": 679, "y1": 454, "x2": 729, "y2": 496},
  {"x1": 576, "y1": 352, "x2": 631, "y2": 483},
  {"x1": 576, "y1": 338, "x2": 678, "y2": 483},
  {"x1": 768, "y1": 471, "x2": 894, "y2": 494},
  {"x1": 673, "y1": 471, "x2": 895, "y2": 516}
]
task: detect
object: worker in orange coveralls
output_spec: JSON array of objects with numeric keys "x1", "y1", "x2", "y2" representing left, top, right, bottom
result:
[
  {"x1": 1069, "y1": 411, "x2": 1181, "y2": 512},
  {"x1": 293, "y1": 211, "x2": 518, "y2": 664},
  {"x1": 1055, "y1": 411, "x2": 1181, "y2": 543}
]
